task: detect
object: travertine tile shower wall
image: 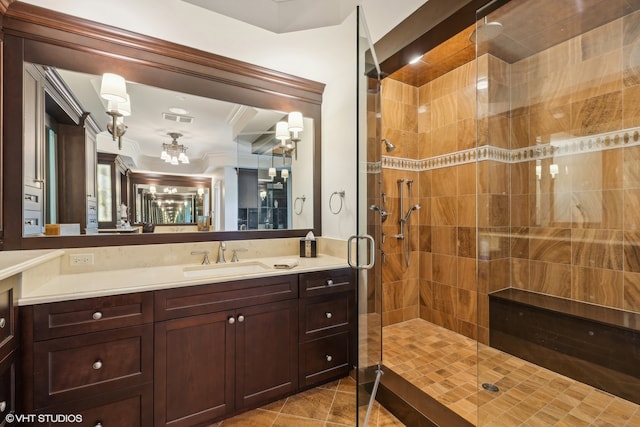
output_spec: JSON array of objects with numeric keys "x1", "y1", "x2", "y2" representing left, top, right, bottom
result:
[
  {"x1": 381, "y1": 58, "x2": 484, "y2": 340},
  {"x1": 380, "y1": 10, "x2": 640, "y2": 343},
  {"x1": 508, "y1": 12, "x2": 640, "y2": 313}
]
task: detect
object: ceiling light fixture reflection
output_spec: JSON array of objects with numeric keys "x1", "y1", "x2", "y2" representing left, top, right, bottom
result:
[{"x1": 160, "y1": 132, "x2": 189, "y2": 165}]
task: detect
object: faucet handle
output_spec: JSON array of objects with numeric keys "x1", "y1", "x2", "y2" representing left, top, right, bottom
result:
[
  {"x1": 230, "y1": 248, "x2": 248, "y2": 263},
  {"x1": 191, "y1": 250, "x2": 211, "y2": 265}
]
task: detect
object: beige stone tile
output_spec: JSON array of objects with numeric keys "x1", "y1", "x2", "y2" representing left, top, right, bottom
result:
[
  {"x1": 280, "y1": 388, "x2": 335, "y2": 421},
  {"x1": 220, "y1": 409, "x2": 278, "y2": 426}
]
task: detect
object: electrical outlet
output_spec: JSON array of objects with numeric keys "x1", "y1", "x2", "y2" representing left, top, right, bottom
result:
[{"x1": 69, "y1": 253, "x2": 94, "y2": 266}]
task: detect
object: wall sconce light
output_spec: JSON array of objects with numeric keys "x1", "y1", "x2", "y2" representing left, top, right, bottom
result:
[
  {"x1": 197, "y1": 188, "x2": 204, "y2": 198},
  {"x1": 275, "y1": 111, "x2": 304, "y2": 159},
  {"x1": 160, "y1": 132, "x2": 189, "y2": 165},
  {"x1": 281, "y1": 169, "x2": 289, "y2": 182},
  {"x1": 535, "y1": 165, "x2": 542, "y2": 180},
  {"x1": 101, "y1": 73, "x2": 130, "y2": 150},
  {"x1": 260, "y1": 190, "x2": 267, "y2": 201},
  {"x1": 549, "y1": 164, "x2": 559, "y2": 179},
  {"x1": 268, "y1": 167, "x2": 277, "y2": 180}
]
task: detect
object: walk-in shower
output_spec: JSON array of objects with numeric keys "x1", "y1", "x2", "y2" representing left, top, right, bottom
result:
[{"x1": 357, "y1": 0, "x2": 640, "y2": 425}]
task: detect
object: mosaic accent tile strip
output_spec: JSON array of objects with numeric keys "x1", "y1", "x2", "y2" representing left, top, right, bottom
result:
[{"x1": 374, "y1": 127, "x2": 640, "y2": 172}]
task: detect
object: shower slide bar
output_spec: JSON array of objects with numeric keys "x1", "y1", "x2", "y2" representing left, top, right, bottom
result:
[{"x1": 394, "y1": 179, "x2": 421, "y2": 267}]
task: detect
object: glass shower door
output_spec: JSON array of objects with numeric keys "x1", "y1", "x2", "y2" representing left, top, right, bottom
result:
[
  {"x1": 355, "y1": 6, "x2": 384, "y2": 426},
  {"x1": 476, "y1": 0, "x2": 640, "y2": 425}
]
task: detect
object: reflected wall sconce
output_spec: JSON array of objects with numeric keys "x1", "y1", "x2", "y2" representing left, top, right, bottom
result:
[
  {"x1": 281, "y1": 169, "x2": 289, "y2": 182},
  {"x1": 260, "y1": 190, "x2": 267, "y2": 201},
  {"x1": 160, "y1": 132, "x2": 189, "y2": 165},
  {"x1": 275, "y1": 111, "x2": 304, "y2": 159},
  {"x1": 101, "y1": 73, "x2": 131, "y2": 150}
]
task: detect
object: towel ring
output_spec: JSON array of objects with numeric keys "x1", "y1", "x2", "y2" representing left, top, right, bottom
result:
[
  {"x1": 329, "y1": 190, "x2": 345, "y2": 215},
  {"x1": 294, "y1": 195, "x2": 306, "y2": 215}
]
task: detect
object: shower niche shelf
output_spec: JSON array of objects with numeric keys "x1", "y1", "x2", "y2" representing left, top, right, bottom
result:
[{"x1": 489, "y1": 288, "x2": 640, "y2": 405}]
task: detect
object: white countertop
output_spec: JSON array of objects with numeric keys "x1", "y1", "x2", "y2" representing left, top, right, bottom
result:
[
  {"x1": 0, "y1": 249, "x2": 64, "y2": 282},
  {"x1": 18, "y1": 254, "x2": 350, "y2": 306}
]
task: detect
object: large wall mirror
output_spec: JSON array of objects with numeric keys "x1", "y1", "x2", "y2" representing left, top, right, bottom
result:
[{"x1": 1, "y1": 3, "x2": 323, "y2": 249}]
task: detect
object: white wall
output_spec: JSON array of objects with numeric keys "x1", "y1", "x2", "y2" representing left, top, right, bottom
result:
[{"x1": 21, "y1": 0, "x2": 426, "y2": 240}]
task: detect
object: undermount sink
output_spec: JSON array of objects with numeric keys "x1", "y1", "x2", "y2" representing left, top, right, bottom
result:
[{"x1": 182, "y1": 261, "x2": 272, "y2": 278}]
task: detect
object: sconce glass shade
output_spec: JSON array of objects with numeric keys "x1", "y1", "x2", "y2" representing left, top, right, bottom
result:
[
  {"x1": 197, "y1": 188, "x2": 204, "y2": 196},
  {"x1": 275, "y1": 121, "x2": 289, "y2": 141},
  {"x1": 149, "y1": 185, "x2": 157, "y2": 194},
  {"x1": 100, "y1": 73, "x2": 128, "y2": 103},
  {"x1": 287, "y1": 112, "x2": 304, "y2": 133},
  {"x1": 117, "y1": 94, "x2": 132, "y2": 117},
  {"x1": 268, "y1": 167, "x2": 277, "y2": 178},
  {"x1": 281, "y1": 169, "x2": 289, "y2": 181}
]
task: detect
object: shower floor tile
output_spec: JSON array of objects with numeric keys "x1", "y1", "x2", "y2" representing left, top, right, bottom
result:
[
  {"x1": 210, "y1": 376, "x2": 405, "y2": 426},
  {"x1": 383, "y1": 318, "x2": 640, "y2": 426}
]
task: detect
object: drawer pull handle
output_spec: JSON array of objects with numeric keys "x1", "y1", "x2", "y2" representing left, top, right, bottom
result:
[
  {"x1": 325, "y1": 354, "x2": 333, "y2": 362},
  {"x1": 0, "y1": 401, "x2": 6, "y2": 412},
  {"x1": 92, "y1": 311, "x2": 103, "y2": 320},
  {"x1": 325, "y1": 312, "x2": 333, "y2": 319},
  {"x1": 228, "y1": 316, "x2": 235, "y2": 324},
  {"x1": 92, "y1": 360, "x2": 103, "y2": 370},
  {"x1": 237, "y1": 315, "x2": 245, "y2": 323},
  {"x1": 0, "y1": 318, "x2": 5, "y2": 328},
  {"x1": 326, "y1": 279, "x2": 334, "y2": 286}
]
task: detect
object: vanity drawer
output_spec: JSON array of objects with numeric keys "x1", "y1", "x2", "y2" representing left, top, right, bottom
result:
[
  {"x1": 0, "y1": 351, "x2": 16, "y2": 423},
  {"x1": 301, "y1": 293, "x2": 351, "y2": 339},
  {"x1": 155, "y1": 274, "x2": 298, "y2": 321},
  {"x1": 0, "y1": 288, "x2": 14, "y2": 354},
  {"x1": 33, "y1": 324, "x2": 153, "y2": 408},
  {"x1": 299, "y1": 332, "x2": 350, "y2": 387},
  {"x1": 39, "y1": 384, "x2": 153, "y2": 427},
  {"x1": 299, "y1": 268, "x2": 354, "y2": 298},
  {"x1": 32, "y1": 292, "x2": 153, "y2": 340}
]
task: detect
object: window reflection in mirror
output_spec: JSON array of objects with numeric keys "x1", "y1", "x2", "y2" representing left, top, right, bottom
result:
[{"x1": 22, "y1": 63, "x2": 315, "y2": 236}]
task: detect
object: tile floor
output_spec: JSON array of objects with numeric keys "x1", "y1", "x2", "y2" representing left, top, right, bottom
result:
[
  {"x1": 383, "y1": 318, "x2": 640, "y2": 426},
  {"x1": 210, "y1": 376, "x2": 404, "y2": 426}
]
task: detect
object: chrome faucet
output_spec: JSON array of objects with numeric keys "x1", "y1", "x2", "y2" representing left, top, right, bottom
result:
[
  {"x1": 216, "y1": 241, "x2": 227, "y2": 263},
  {"x1": 191, "y1": 250, "x2": 210, "y2": 265}
]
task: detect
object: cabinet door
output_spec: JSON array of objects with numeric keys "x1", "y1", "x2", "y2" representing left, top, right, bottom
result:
[
  {"x1": 154, "y1": 310, "x2": 234, "y2": 427},
  {"x1": 235, "y1": 299, "x2": 298, "y2": 409}
]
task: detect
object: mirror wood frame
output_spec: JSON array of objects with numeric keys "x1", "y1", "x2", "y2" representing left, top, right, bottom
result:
[{"x1": 1, "y1": 2, "x2": 324, "y2": 250}]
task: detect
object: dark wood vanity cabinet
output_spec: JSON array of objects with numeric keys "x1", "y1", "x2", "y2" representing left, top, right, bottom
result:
[
  {"x1": 298, "y1": 268, "x2": 355, "y2": 388},
  {"x1": 154, "y1": 275, "x2": 299, "y2": 427},
  {"x1": 0, "y1": 281, "x2": 17, "y2": 424},
  {"x1": 20, "y1": 292, "x2": 154, "y2": 426},
  {"x1": 19, "y1": 268, "x2": 353, "y2": 427}
]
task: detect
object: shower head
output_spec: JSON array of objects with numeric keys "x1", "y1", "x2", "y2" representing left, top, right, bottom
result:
[
  {"x1": 382, "y1": 138, "x2": 396, "y2": 153},
  {"x1": 469, "y1": 17, "x2": 503, "y2": 43}
]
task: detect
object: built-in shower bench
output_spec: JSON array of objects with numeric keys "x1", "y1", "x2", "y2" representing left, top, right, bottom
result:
[{"x1": 489, "y1": 288, "x2": 640, "y2": 405}]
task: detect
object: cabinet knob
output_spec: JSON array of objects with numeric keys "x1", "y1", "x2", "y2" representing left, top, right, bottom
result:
[
  {"x1": 325, "y1": 355, "x2": 333, "y2": 362},
  {"x1": 326, "y1": 279, "x2": 334, "y2": 286},
  {"x1": 237, "y1": 315, "x2": 245, "y2": 323},
  {"x1": 95, "y1": 423, "x2": 102, "y2": 427},
  {"x1": 92, "y1": 360, "x2": 103, "y2": 370},
  {"x1": 92, "y1": 311, "x2": 103, "y2": 320},
  {"x1": 228, "y1": 316, "x2": 235, "y2": 324},
  {"x1": 325, "y1": 312, "x2": 332, "y2": 319},
  {"x1": 0, "y1": 401, "x2": 6, "y2": 412},
  {"x1": 0, "y1": 318, "x2": 6, "y2": 328}
]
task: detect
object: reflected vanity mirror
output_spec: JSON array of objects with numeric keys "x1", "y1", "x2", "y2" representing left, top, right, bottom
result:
[{"x1": 2, "y1": 13, "x2": 323, "y2": 249}]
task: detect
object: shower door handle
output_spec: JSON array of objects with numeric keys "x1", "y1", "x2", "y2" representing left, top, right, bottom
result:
[{"x1": 347, "y1": 234, "x2": 375, "y2": 270}]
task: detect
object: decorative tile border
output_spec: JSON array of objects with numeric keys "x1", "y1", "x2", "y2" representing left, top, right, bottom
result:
[{"x1": 375, "y1": 127, "x2": 640, "y2": 172}]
